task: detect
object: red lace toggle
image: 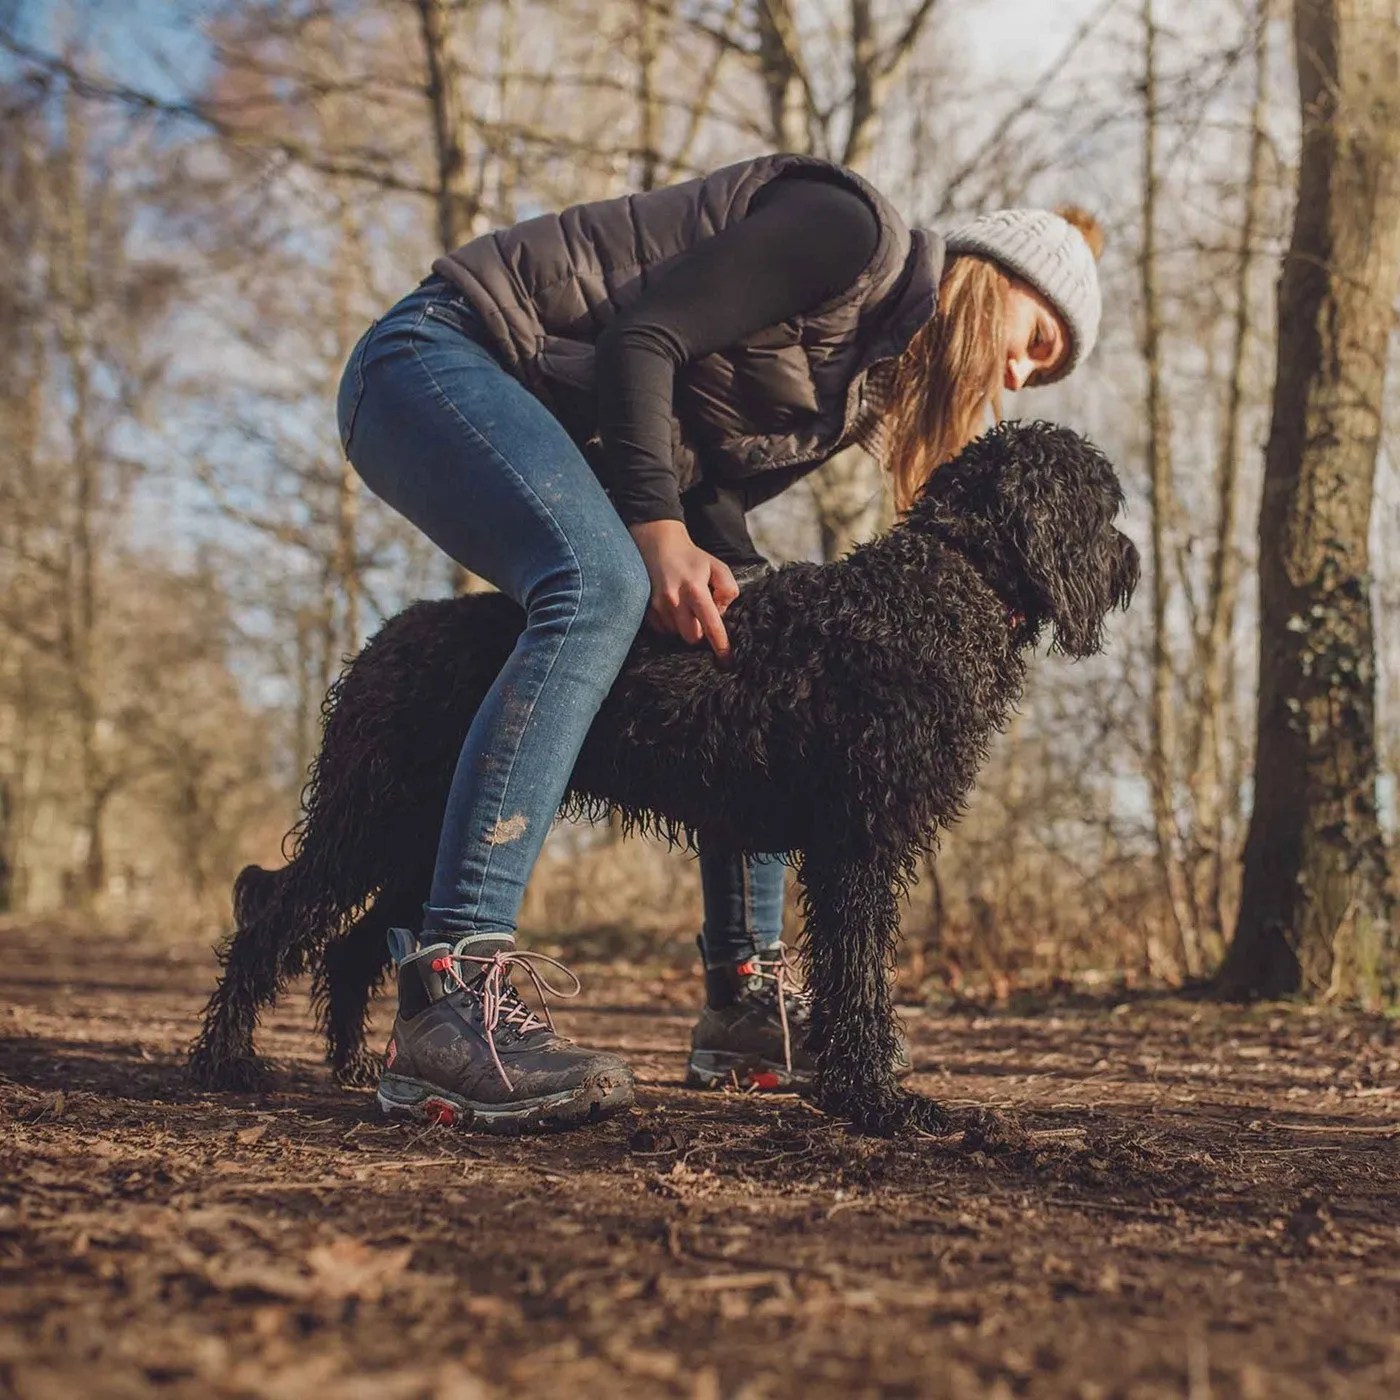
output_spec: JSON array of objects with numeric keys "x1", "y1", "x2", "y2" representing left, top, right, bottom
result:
[{"x1": 739, "y1": 950, "x2": 805, "y2": 1075}]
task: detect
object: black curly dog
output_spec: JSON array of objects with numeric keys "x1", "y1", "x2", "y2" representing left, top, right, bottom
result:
[{"x1": 189, "y1": 421, "x2": 1138, "y2": 1135}]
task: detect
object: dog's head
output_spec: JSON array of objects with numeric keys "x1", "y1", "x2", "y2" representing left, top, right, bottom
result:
[{"x1": 909, "y1": 420, "x2": 1140, "y2": 657}]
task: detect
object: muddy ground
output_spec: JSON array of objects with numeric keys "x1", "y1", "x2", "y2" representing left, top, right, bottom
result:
[{"x1": 1, "y1": 916, "x2": 1398, "y2": 1399}]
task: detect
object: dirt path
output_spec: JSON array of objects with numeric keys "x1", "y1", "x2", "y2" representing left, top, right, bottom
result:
[{"x1": 2, "y1": 917, "x2": 1398, "y2": 1399}]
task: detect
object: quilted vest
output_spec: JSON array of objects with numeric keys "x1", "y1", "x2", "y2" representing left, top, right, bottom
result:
[{"x1": 431, "y1": 153, "x2": 944, "y2": 492}]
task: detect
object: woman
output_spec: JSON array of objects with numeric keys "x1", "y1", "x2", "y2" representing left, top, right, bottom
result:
[{"x1": 336, "y1": 152, "x2": 1103, "y2": 1132}]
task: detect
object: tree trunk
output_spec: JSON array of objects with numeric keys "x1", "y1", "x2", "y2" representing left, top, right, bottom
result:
[
  {"x1": 808, "y1": 445, "x2": 888, "y2": 561},
  {"x1": 54, "y1": 80, "x2": 108, "y2": 910},
  {"x1": 1187, "y1": 0, "x2": 1274, "y2": 951},
  {"x1": 755, "y1": 0, "x2": 809, "y2": 152},
  {"x1": 749, "y1": 0, "x2": 941, "y2": 561},
  {"x1": 0, "y1": 775, "x2": 14, "y2": 913},
  {"x1": 416, "y1": 0, "x2": 478, "y2": 252},
  {"x1": 415, "y1": 0, "x2": 490, "y2": 597},
  {"x1": 1139, "y1": 0, "x2": 1201, "y2": 976},
  {"x1": 1221, "y1": 0, "x2": 1400, "y2": 1006},
  {"x1": 634, "y1": 0, "x2": 670, "y2": 191},
  {"x1": 846, "y1": 0, "x2": 880, "y2": 169},
  {"x1": 843, "y1": 1, "x2": 940, "y2": 171},
  {"x1": 668, "y1": 0, "x2": 738, "y2": 180},
  {"x1": 332, "y1": 195, "x2": 363, "y2": 657}
]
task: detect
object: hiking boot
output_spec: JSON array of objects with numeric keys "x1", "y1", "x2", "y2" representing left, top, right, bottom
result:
[
  {"x1": 376, "y1": 932, "x2": 634, "y2": 1133},
  {"x1": 684, "y1": 946, "x2": 914, "y2": 1092},
  {"x1": 685, "y1": 948, "x2": 817, "y2": 1091}
]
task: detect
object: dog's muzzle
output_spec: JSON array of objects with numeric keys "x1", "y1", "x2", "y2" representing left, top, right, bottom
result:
[{"x1": 1113, "y1": 531, "x2": 1141, "y2": 611}]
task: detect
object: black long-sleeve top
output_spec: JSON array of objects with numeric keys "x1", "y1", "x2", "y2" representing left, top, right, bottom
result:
[{"x1": 592, "y1": 177, "x2": 881, "y2": 567}]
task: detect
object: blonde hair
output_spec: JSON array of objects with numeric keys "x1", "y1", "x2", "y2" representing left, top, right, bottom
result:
[
  {"x1": 883, "y1": 254, "x2": 1008, "y2": 514},
  {"x1": 883, "y1": 204, "x2": 1104, "y2": 513}
]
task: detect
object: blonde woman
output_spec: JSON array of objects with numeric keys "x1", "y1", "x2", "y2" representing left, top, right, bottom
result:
[{"x1": 335, "y1": 153, "x2": 1103, "y2": 1131}]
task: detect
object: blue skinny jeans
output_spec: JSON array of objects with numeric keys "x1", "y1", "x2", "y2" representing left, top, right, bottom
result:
[{"x1": 336, "y1": 278, "x2": 785, "y2": 963}]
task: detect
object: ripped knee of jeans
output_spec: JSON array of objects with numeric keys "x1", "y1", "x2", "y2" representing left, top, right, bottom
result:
[{"x1": 485, "y1": 813, "x2": 529, "y2": 846}]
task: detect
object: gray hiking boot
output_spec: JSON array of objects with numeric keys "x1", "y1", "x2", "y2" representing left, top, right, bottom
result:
[
  {"x1": 376, "y1": 932, "x2": 634, "y2": 1133},
  {"x1": 685, "y1": 950, "x2": 818, "y2": 1091},
  {"x1": 684, "y1": 947, "x2": 914, "y2": 1092}
]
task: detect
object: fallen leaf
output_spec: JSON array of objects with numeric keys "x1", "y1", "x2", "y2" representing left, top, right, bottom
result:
[{"x1": 305, "y1": 1237, "x2": 414, "y2": 1301}]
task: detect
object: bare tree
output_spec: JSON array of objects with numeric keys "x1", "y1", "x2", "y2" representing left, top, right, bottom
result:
[
  {"x1": 1, "y1": 79, "x2": 177, "y2": 906},
  {"x1": 1222, "y1": 0, "x2": 1400, "y2": 1005},
  {"x1": 1185, "y1": 0, "x2": 1275, "y2": 948},
  {"x1": 1139, "y1": 0, "x2": 1201, "y2": 975},
  {"x1": 0, "y1": 52, "x2": 268, "y2": 913},
  {"x1": 734, "y1": 1, "x2": 944, "y2": 559},
  {"x1": 416, "y1": 0, "x2": 482, "y2": 248}
]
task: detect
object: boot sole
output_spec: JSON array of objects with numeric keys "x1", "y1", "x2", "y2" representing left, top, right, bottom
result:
[
  {"x1": 684, "y1": 1049, "x2": 811, "y2": 1092},
  {"x1": 376, "y1": 1069, "x2": 634, "y2": 1134},
  {"x1": 684, "y1": 1049, "x2": 914, "y2": 1092}
]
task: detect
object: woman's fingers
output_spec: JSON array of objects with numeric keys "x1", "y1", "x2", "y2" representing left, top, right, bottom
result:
[
  {"x1": 669, "y1": 584, "x2": 702, "y2": 643},
  {"x1": 633, "y1": 538, "x2": 736, "y2": 662},
  {"x1": 680, "y1": 579, "x2": 731, "y2": 661},
  {"x1": 710, "y1": 559, "x2": 740, "y2": 611}
]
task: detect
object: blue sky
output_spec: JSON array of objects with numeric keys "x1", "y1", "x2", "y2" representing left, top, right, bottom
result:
[{"x1": 13, "y1": 0, "x2": 213, "y2": 93}]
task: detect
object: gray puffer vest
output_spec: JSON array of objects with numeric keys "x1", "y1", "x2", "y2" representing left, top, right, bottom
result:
[{"x1": 432, "y1": 153, "x2": 944, "y2": 493}]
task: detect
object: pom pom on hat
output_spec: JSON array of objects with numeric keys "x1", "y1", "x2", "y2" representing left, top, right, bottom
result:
[
  {"x1": 943, "y1": 204, "x2": 1104, "y2": 383},
  {"x1": 1055, "y1": 204, "x2": 1105, "y2": 260}
]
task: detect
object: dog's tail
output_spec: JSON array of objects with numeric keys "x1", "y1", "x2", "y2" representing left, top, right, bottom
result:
[
  {"x1": 188, "y1": 858, "x2": 359, "y2": 1091},
  {"x1": 188, "y1": 595, "x2": 508, "y2": 1092},
  {"x1": 231, "y1": 862, "x2": 280, "y2": 934}
]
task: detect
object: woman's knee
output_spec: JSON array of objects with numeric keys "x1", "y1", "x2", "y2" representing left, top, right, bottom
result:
[
  {"x1": 528, "y1": 545, "x2": 649, "y2": 646},
  {"x1": 593, "y1": 548, "x2": 651, "y2": 631}
]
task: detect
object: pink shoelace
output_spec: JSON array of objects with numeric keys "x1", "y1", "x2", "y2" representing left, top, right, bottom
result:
[
  {"x1": 431, "y1": 944, "x2": 582, "y2": 1089},
  {"x1": 741, "y1": 948, "x2": 809, "y2": 1074}
]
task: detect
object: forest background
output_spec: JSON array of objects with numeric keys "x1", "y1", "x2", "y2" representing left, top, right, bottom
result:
[{"x1": 2, "y1": 0, "x2": 1398, "y2": 1003}]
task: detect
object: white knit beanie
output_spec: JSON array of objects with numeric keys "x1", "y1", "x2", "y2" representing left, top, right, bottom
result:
[{"x1": 942, "y1": 207, "x2": 1103, "y2": 383}]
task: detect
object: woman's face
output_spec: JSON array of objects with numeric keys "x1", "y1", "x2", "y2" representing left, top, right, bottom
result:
[{"x1": 1002, "y1": 279, "x2": 1069, "y2": 392}]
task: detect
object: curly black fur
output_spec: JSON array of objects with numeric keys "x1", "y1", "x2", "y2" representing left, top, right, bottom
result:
[{"x1": 189, "y1": 421, "x2": 1139, "y2": 1134}]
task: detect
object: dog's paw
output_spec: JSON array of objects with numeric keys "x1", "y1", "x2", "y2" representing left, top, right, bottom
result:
[
  {"x1": 332, "y1": 1052, "x2": 383, "y2": 1089},
  {"x1": 187, "y1": 1050, "x2": 272, "y2": 1093},
  {"x1": 957, "y1": 1105, "x2": 1029, "y2": 1152},
  {"x1": 904, "y1": 1093, "x2": 954, "y2": 1136},
  {"x1": 821, "y1": 1087, "x2": 954, "y2": 1138}
]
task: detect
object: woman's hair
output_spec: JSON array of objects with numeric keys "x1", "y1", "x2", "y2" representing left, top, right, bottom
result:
[
  {"x1": 882, "y1": 204, "x2": 1103, "y2": 514},
  {"x1": 883, "y1": 254, "x2": 1009, "y2": 514}
]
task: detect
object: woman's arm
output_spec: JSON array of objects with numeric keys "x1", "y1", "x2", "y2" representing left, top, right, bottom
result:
[
  {"x1": 594, "y1": 177, "x2": 879, "y2": 527},
  {"x1": 594, "y1": 176, "x2": 879, "y2": 653}
]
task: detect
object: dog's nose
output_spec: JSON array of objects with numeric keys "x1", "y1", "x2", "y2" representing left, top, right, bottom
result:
[{"x1": 1115, "y1": 532, "x2": 1141, "y2": 606}]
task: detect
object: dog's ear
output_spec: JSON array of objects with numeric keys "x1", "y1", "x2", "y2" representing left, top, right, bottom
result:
[
  {"x1": 992, "y1": 422, "x2": 1139, "y2": 657},
  {"x1": 1035, "y1": 525, "x2": 1139, "y2": 657}
]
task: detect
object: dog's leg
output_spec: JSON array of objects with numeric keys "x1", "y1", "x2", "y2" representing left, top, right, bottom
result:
[
  {"x1": 188, "y1": 864, "x2": 306, "y2": 1090},
  {"x1": 188, "y1": 856, "x2": 359, "y2": 1091},
  {"x1": 797, "y1": 847, "x2": 950, "y2": 1137},
  {"x1": 315, "y1": 882, "x2": 425, "y2": 1087}
]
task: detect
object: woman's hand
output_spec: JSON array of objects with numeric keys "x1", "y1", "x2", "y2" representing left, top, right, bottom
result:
[{"x1": 628, "y1": 519, "x2": 738, "y2": 663}]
